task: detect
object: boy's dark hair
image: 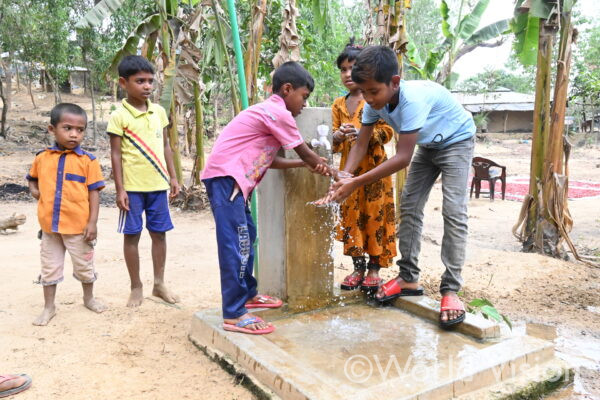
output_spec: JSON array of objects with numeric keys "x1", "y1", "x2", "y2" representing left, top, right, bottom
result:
[
  {"x1": 351, "y1": 45, "x2": 398, "y2": 84},
  {"x1": 50, "y1": 103, "x2": 87, "y2": 127},
  {"x1": 336, "y1": 37, "x2": 363, "y2": 69},
  {"x1": 117, "y1": 55, "x2": 155, "y2": 79},
  {"x1": 272, "y1": 61, "x2": 315, "y2": 93}
]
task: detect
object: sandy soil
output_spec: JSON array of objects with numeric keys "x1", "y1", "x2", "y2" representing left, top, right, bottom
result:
[{"x1": 1, "y1": 90, "x2": 600, "y2": 399}]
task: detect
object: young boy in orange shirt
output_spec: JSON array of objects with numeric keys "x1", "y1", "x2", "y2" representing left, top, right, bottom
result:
[{"x1": 27, "y1": 103, "x2": 107, "y2": 326}]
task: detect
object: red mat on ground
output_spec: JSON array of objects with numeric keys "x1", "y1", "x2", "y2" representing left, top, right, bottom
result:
[{"x1": 469, "y1": 177, "x2": 600, "y2": 201}]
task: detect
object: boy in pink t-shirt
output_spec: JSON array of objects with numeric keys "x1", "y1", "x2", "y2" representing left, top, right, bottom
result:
[{"x1": 202, "y1": 62, "x2": 330, "y2": 335}]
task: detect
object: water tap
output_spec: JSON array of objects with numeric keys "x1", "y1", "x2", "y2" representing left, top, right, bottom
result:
[{"x1": 311, "y1": 124, "x2": 332, "y2": 151}]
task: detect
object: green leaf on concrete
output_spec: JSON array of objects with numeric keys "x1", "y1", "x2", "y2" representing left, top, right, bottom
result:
[{"x1": 481, "y1": 305, "x2": 503, "y2": 322}]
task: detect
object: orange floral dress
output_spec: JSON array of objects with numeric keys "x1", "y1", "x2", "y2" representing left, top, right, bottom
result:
[{"x1": 332, "y1": 95, "x2": 397, "y2": 267}]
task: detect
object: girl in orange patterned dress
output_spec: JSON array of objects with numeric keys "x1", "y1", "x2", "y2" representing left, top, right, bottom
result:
[{"x1": 332, "y1": 40, "x2": 397, "y2": 291}]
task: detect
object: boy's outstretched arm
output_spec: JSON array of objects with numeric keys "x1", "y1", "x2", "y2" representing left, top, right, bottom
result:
[
  {"x1": 270, "y1": 156, "x2": 329, "y2": 175},
  {"x1": 270, "y1": 156, "x2": 304, "y2": 169},
  {"x1": 163, "y1": 127, "x2": 181, "y2": 198},
  {"x1": 83, "y1": 189, "x2": 100, "y2": 242},
  {"x1": 109, "y1": 134, "x2": 129, "y2": 211},
  {"x1": 327, "y1": 130, "x2": 418, "y2": 203},
  {"x1": 293, "y1": 143, "x2": 332, "y2": 176},
  {"x1": 28, "y1": 180, "x2": 40, "y2": 200}
]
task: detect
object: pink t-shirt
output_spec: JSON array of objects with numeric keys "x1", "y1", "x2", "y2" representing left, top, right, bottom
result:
[{"x1": 201, "y1": 95, "x2": 304, "y2": 199}]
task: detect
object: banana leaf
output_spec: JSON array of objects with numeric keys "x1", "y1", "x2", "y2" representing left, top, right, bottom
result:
[
  {"x1": 440, "y1": 0, "x2": 452, "y2": 39},
  {"x1": 159, "y1": 57, "x2": 177, "y2": 111},
  {"x1": 107, "y1": 14, "x2": 162, "y2": 76},
  {"x1": 512, "y1": 12, "x2": 539, "y2": 66},
  {"x1": 529, "y1": 0, "x2": 554, "y2": 19},
  {"x1": 456, "y1": 0, "x2": 490, "y2": 40},
  {"x1": 165, "y1": 0, "x2": 179, "y2": 16},
  {"x1": 465, "y1": 19, "x2": 510, "y2": 45},
  {"x1": 311, "y1": 0, "x2": 329, "y2": 31},
  {"x1": 75, "y1": 0, "x2": 127, "y2": 29}
]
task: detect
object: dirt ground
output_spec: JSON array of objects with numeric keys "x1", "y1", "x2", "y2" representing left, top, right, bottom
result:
[{"x1": 1, "y1": 90, "x2": 600, "y2": 399}]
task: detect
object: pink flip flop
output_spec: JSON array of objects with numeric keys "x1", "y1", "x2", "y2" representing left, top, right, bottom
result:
[
  {"x1": 0, "y1": 374, "x2": 32, "y2": 398},
  {"x1": 245, "y1": 294, "x2": 283, "y2": 309},
  {"x1": 222, "y1": 317, "x2": 275, "y2": 335}
]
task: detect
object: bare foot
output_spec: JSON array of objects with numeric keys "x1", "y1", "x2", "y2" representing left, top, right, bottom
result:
[
  {"x1": 375, "y1": 276, "x2": 419, "y2": 300},
  {"x1": 152, "y1": 283, "x2": 180, "y2": 304},
  {"x1": 127, "y1": 286, "x2": 144, "y2": 307},
  {"x1": 33, "y1": 306, "x2": 56, "y2": 326},
  {"x1": 224, "y1": 313, "x2": 272, "y2": 331},
  {"x1": 440, "y1": 291, "x2": 465, "y2": 323},
  {"x1": 84, "y1": 297, "x2": 108, "y2": 313}
]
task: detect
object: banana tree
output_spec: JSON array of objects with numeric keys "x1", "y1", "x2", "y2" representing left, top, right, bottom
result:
[
  {"x1": 362, "y1": 0, "x2": 410, "y2": 221},
  {"x1": 511, "y1": 0, "x2": 591, "y2": 263},
  {"x1": 243, "y1": 0, "x2": 269, "y2": 104},
  {"x1": 272, "y1": 0, "x2": 301, "y2": 68},
  {"x1": 77, "y1": 0, "x2": 207, "y2": 186},
  {"x1": 406, "y1": 0, "x2": 510, "y2": 88}
]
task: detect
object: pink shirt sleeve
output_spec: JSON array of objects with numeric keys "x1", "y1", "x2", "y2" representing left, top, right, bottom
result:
[{"x1": 267, "y1": 108, "x2": 304, "y2": 150}]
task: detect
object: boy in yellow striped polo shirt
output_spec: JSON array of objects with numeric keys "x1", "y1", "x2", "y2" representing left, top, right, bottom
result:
[{"x1": 107, "y1": 55, "x2": 181, "y2": 307}]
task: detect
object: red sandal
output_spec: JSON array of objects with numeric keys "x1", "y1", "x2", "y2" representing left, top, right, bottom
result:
[
  {"x1": 360, "y1": 275, "x2": 382, "y2": 290},
  {"x1": 439, "y1": 295, "x2": 466, "y2": 329},
  {"x1": 376, "y1": 279, "x2": 424, "y2": 302},
  {"x1": 340, "y1": 272, "x2": 364, "y2": 290}
]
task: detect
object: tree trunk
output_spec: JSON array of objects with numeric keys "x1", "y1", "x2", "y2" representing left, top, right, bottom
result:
[
  {"x1": 0, "y1": 78, "x2": 7, "y2": 138},
  {"x1": 90, "y1": 71, "x2": 97, "y2": 144},
  {"x1": 15, "y1": 62, "x2": 20, "y2": 92},
  {"x1": 535, "y1": 9, "x2": 579, "y2": 260},
  {"x1": 5, "y1": 56, "x2": 13, "y2": 117},
  {"x1": 212, "y1": 93, "x2": 219, "y2": 136},
  {"x1": 27, "y1": 64, "x2": 37, "y2": 109},
  {"x1": 514, "y1": 20, "x2": 554, "y2": 251},
  {"x1": 169, "y1": 101, "x2": 183, "y2": 184},
  {"x1": 211, "y1": 0, "x2": 241, "y2": 115},
  {"x1": 244, "y1": 0, "x2": 269, "y2": 104},
  {"x1": 192, "y1": 82, "x2": 205, "y2": 185}
]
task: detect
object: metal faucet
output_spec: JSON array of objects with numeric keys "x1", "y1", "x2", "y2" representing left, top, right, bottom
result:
[{"x1": 310, "y1": 124, "x2": 331, "y2": 151}]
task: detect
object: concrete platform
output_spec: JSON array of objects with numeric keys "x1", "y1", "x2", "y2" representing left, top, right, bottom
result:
[{"x1": 189, "y1": 303, "x2": 566, "y2": 400}]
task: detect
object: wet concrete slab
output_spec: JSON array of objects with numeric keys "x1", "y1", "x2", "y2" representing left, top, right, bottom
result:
[{"x1": 189, "y1": 304, "x2": 562, "y2": 400}]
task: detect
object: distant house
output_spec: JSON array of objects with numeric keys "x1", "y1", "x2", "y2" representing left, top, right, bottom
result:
[{"x1": 452, "y1": 89, "x2": 535, "y2": 133}]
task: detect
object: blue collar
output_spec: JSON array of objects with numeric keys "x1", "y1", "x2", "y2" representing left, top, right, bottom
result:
[{"x1": 48, "y1": 144, "x2": 85, "y2": 156}]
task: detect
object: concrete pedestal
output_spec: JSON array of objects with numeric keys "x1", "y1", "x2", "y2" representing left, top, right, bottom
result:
[{"x1": 256, "y1": 107, "x2": 335, "y2": 312}]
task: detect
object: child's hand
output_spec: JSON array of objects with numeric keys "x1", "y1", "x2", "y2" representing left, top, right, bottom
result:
[
  {"x1": 116, "y1": 190, "x2": 129, "y2": 211},
  {"x1": 83, "y1": 222, "x2": 97, "y2": 242},
  {"x1": 304, "y1": 157, "x2": 331, "y2": 176},
  {"x1": 169, "y1": 178, "x2": 181, "y2": 199},
  {"x1": 30, "y1": 187, "x2": 40, "y2": 200},
  {"x1": 313, "y1": 176, "x2": 356, "y2": 204},
  {"x1": 332, "y1": 169, "x2": 354, "y2": 182},
  {"x1": 340, "y1": 123, "x2": 358, "y2": 139},
  {"x1": 328, "y1": 177, "x2": 357, "y2": 203},
  {"x1": 332, "y1": 130, "x2": 346, "y2": 143}
]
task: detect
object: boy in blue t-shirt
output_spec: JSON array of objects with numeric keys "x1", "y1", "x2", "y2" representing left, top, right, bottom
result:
[{"x1": 327, "y1": 46, "x2": 475, "y2": 329}]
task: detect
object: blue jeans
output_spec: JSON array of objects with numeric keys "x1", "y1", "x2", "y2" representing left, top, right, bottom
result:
[
  {"x1": 203, "y1": 176, "x2": 257, "y2": 319},
  {"x1": 397, "y1": 137, "x2": 475, "y2": 294}
]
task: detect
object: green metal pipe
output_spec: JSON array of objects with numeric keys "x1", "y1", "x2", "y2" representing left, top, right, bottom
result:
[
  {"x1": 224, "y1": 0, "x2": 259, "y2": 271},
  {"x1": 225, "y1": 0, "x2": 249, "y2": 109}
]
